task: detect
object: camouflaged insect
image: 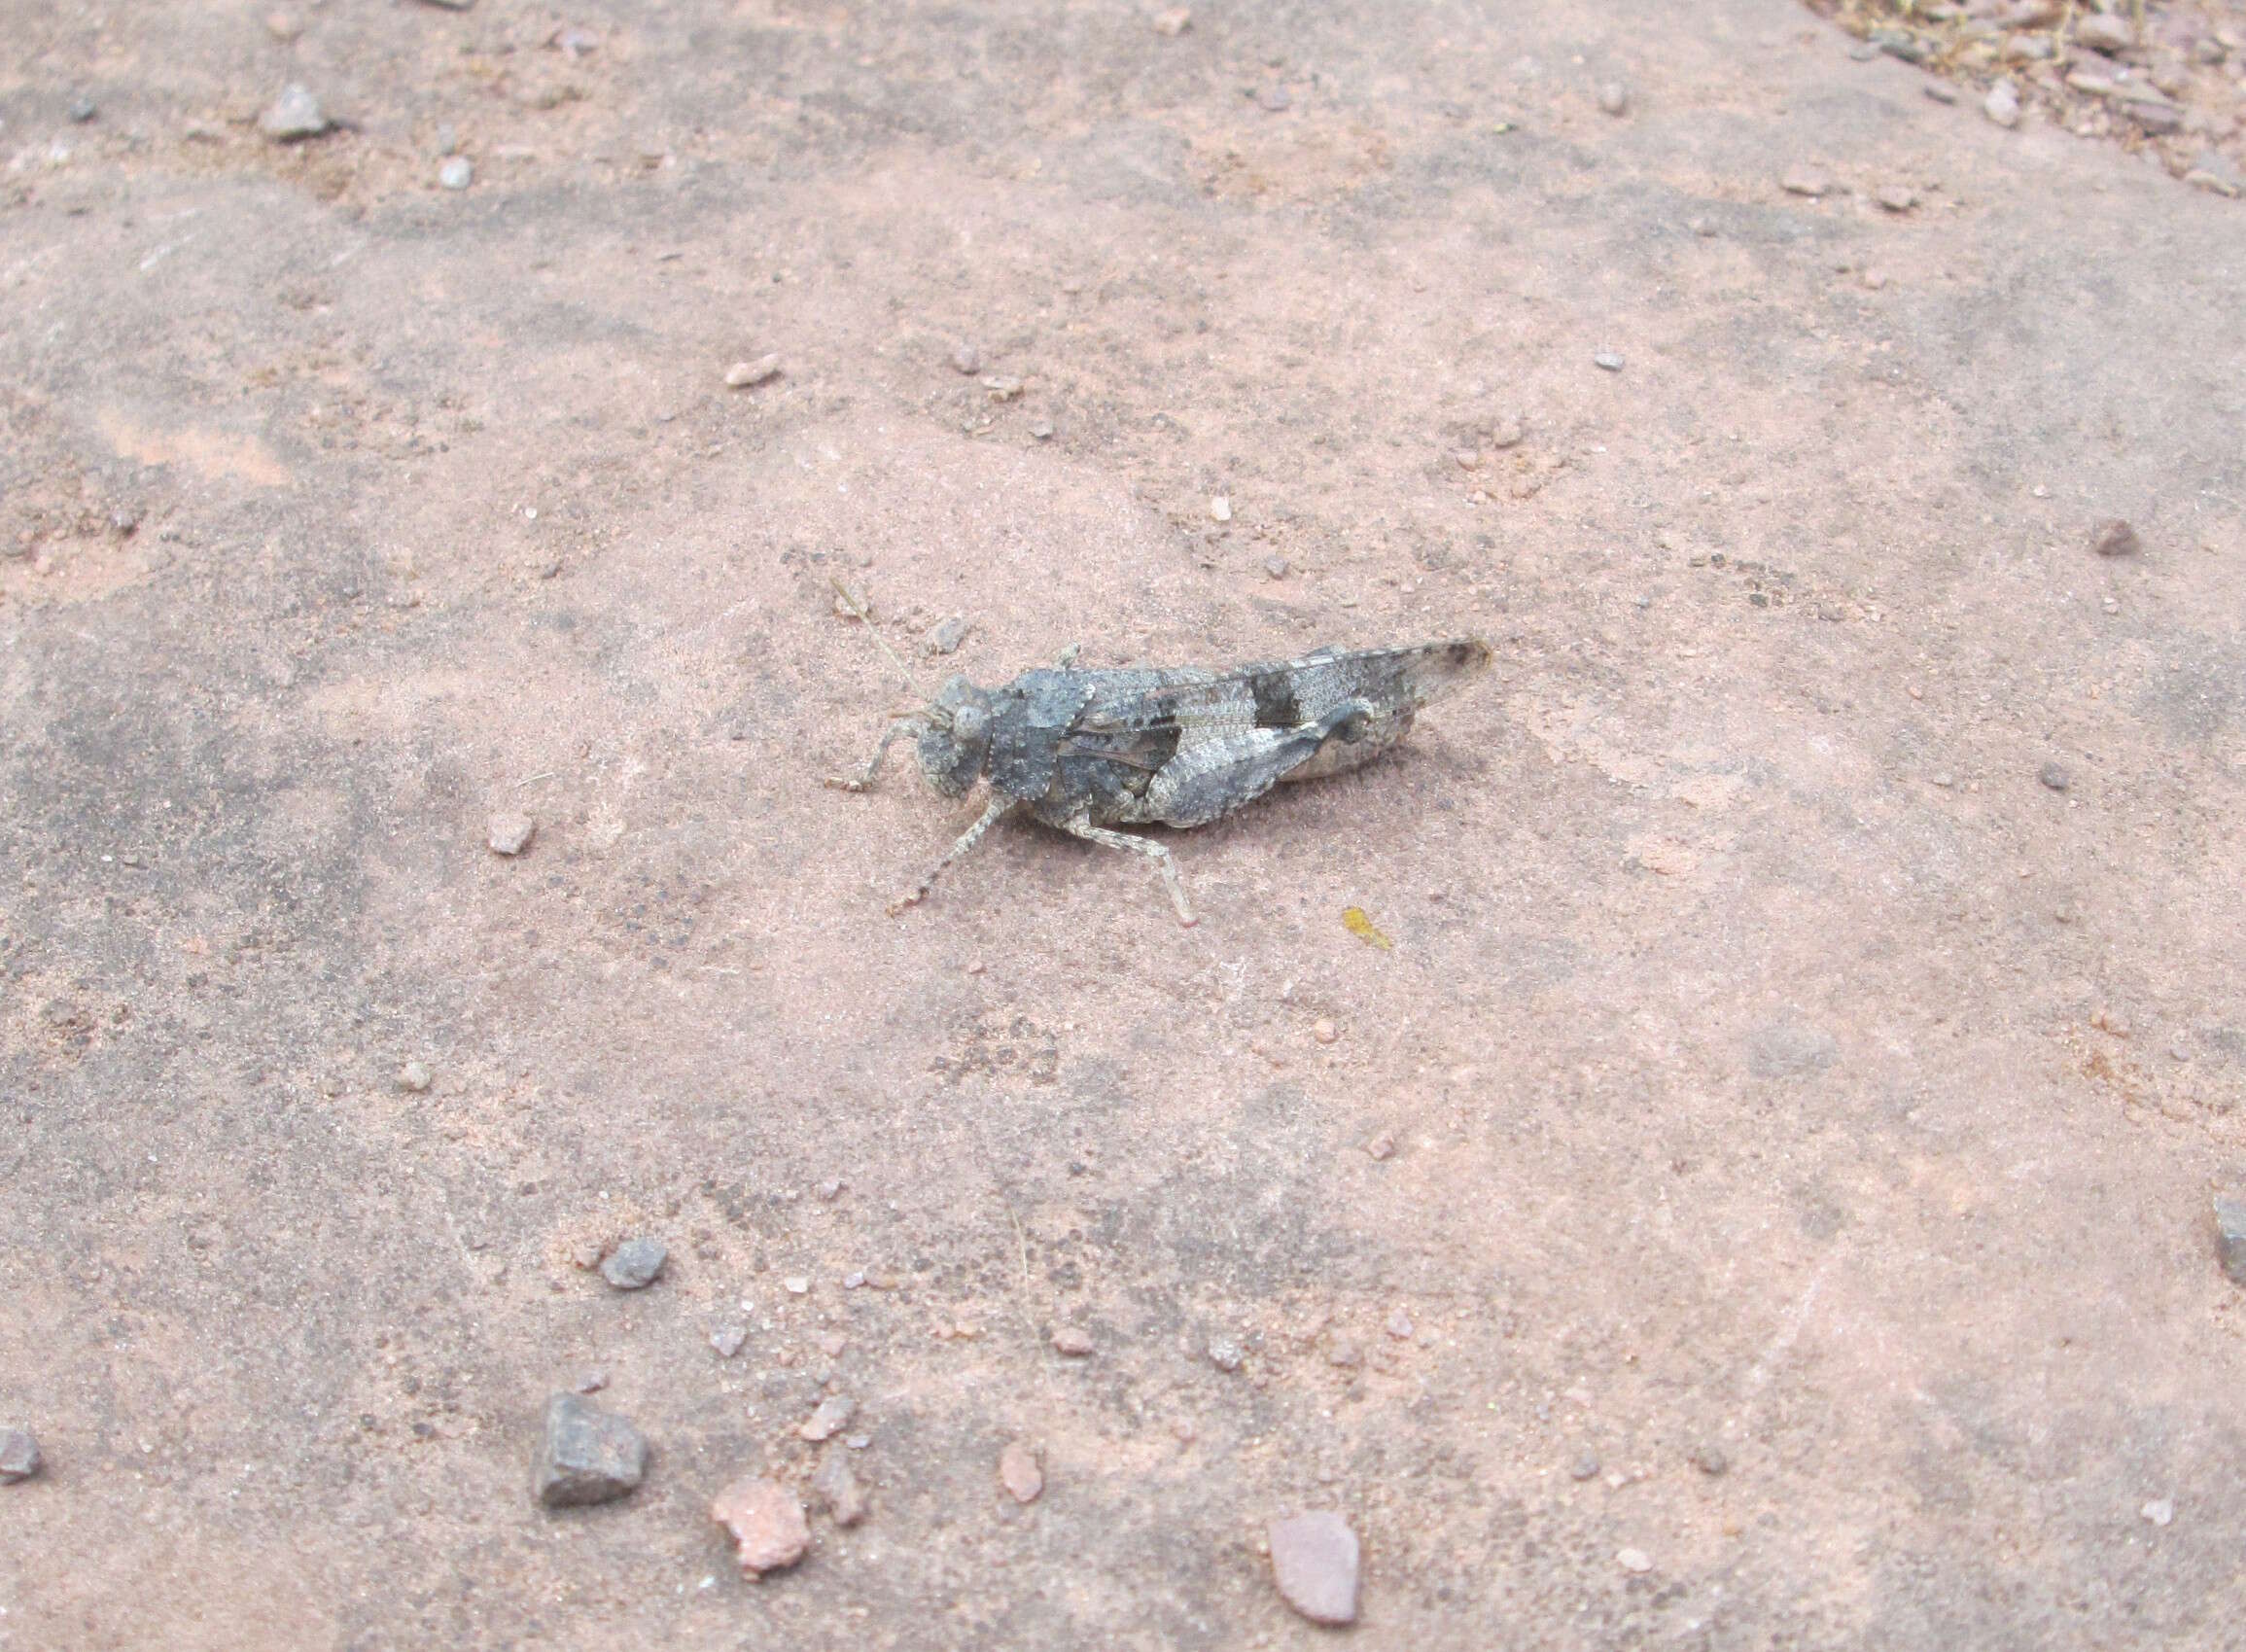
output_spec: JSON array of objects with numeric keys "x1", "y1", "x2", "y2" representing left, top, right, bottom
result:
[{"x1": 826, "y1": 619, "x2": 1492, "y2": 926}]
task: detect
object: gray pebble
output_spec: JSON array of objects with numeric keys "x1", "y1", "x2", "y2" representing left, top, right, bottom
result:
[
  {"x1": 533, "y1": 1393, "x2": 646, "y2": 1508},
  {"x1": 1872, "y1": 28, "x2": 1930, "y2": 65},
  {"x1": 1597, "y1": 82, "x2": 1629, "y2": 117},
  {"x1": 711, "y1": 1322, "x2": 748, "y2": 1358},
  {"x1": 399, "y1": 1060, "x2": 434, "y2": 1093},
  {"x1": 2215, "y1": 1196, "x2": 2246, "y2": 1286},
  {"x1": 438, "y1": 157, "x2": 473, "y2": 190},
  {"x1": 436, "y1": 123, "x2": 458, "y2": 157},
  {"x1": 1263, "y1": 555, "x2": 1290, "y2": 580},
  {"x1": 1593, "y1": 351, "x2": 1625, "y2": 372},
  {"x1": 68, "y1": 95, "x2": 96, "y2": 123},
  {"x1": 1693, "y1": 1442, "x2": 1729, "y2": 1476},
  {"x1": 1984, "y1": 82, "x2": 2021, "y2": 129},
  {"x1": 724, "y1": 354, "x2": 783, "y2": 389},
  {"x1": 1029, "y1": 419, "x2": 1054, "y2": 440},
  {"x1": 600, "y1": 1237, "x2": 667, "y2": 1290},
  {"x1": 1923, "y1": 82, "x2": 1959, "y2": 105},
  {"x1": 1749, "y1": 1017, "x2": 1838, "y2": 1079},
  {"x1": 811, "y1": 1449, "x2": 869, "y2": 1526},
  {"x1": 799, "y1": 1393, "x2": 857, "y2": 1443},
  {"x1": 2039, "y1": 761, "x2": 2071, "y2": 792},
  {"x1": 259, "y1": 84, "x2": 330, "y2": 141},
  {"x1": 487, "y1": 813, "x2": 536, "y2": 856},
  {"x1": 0, "y1": 1427, "x2": 41, "y2": 1484},
  {"x1": 924, "y1": 615, "x2": 968, "y2": 655},
  {"x1": 950, "y1": 342, "x2": 981, "y2": 375},
  {"x1": 1268, "y1": 1511, "x2": 1359, "y2": 1626},
  {"x1": 2075, "y1": 14, "x2": 2134, "y2": 55},
  {"x1": 1255, "y1": 84, "x2": 1292, "y2": 113},
  {"x1": 1569, "y1": 1451, "x2": 1600, "y2": 1481},
  {"x1": 1207, "y1": 1335, "x2": 1245, "y2": 1373},
  {"x1": 2092, "y1": 518, "x2": 2140, "y2": 558}
]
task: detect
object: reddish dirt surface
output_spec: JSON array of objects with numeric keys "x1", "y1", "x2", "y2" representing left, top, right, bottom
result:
[{"x1": 4, "y1": 2, "x2": 2244, "y2": 1647}]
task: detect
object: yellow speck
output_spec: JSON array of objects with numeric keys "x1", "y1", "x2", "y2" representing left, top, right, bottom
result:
[{"x1": 1342, "y1": 907, "x2": 1392, "y2": 949}]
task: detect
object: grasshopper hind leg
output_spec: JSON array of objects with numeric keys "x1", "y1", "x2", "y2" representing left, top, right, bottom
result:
[{"x1": 1058, "y1": 813, "x2": 1197, "y2": 927}]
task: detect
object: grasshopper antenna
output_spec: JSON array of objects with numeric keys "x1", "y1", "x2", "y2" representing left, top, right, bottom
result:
[{"x1": 830, "y1": 578, "x2": 930, "y2": 704}]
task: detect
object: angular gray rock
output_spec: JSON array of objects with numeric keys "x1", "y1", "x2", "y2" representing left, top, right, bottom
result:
[
  {"x1": 0, "y1": 1427, "x2": 41, "y2": 1484},
  {"x1": 600, "y1": 1237, "x2": 666, "y2": 1289},
  {"x1": 259, "y1": 84, "x2": 330, "y2": 141},
  {"x1": 2214, "y1": 1196, "x2": 2246, "y2": 1286},
  {"x1": 533, "y1": 1394, "x2": 647, "y2": 1507}
]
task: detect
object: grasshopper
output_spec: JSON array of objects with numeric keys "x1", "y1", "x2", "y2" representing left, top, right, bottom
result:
[{"x1": 825, "y1": 592, "x2": 1491, "y2": 925}]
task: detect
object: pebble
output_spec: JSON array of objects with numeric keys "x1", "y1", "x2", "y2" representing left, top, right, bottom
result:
[
  {"x1": 1780, "y1": 164, "x2": 1833, "y2": 198},
  {"x1": 2141, "y1": 1496, "x2": 2175, "y2": 1527},
  {"x1": 2039, "y1": 761, "x2": 2071, "y2": 792},
  {"x1": 1617, "y1": 1547, "x2": 1654, "y2": 1574},
  {"x1": 2091, "y1": 518, "x2": 2140, "y2": 558},
  {"x1": 1364, "y1": 1132, "x2": 1395, "y2": 1161},
  {"x1": 600, "y1": 1237, "x2": 667, "y2": 1290},
  {"x1": 1593, "y1": 351, "x2": 1625, "y2": 372},
  {"x1": 711, "y1": 1322, "x2": 748, "y2": 1358},
  {"x1": 1984, "y1": 82, "x2": 2022, "y2": 128},
  {"x1": 1263, "y1": 555, "x2": 1290, "y2": 580},
  {"x1": 1051, "y1": 1325, "x2": 1096, "y2": 1356},
  {"x1": 1152, "y1": 7, "x2": 1192, "y2": 36},
  {"x1": 2185, "y1": 152, "x2": 2244, "y2": 198},
  {"x1": 1861, "y1": 268, "x2": 1888, "y2": 291},
  {"x1": 2213, "y1": 1195, "x2": 2246, "y2": 1286},
  {"x1": 438, "y1": 157, "x2": 473, "y2": 190},
  {"x1": 533, "y1": 1394, "x2": 647, "y2": 1507},
  {"x1": 1597, "y1": 82, "x2": 1629, "y2": 117},
  {"x1": 259, "y1": 84, "x2": 330, "y2": 141},
  {"x1": 924, "y1": 615, "x2": 968, "y2": 654},
  {"x1": 399, "y1": 1060, "x2": 434, "y2": 1094},
  {"x1": 784, "y1": 1274, "x2": 810, "y2": 1295},
  {"x1": 1030, "y1": 419, "x2": 1055, "y2": 440},
  {"x1": 1268, "y1": 1511, "x2": 1359, "y2": 1626},
  {"x1": 810, "y1": 1449, "x2": 869, "y2": 1527},
  {"x1": 950, "y1": 342, "x2": 981, "y2": 375},
  {"x1": 1255, "y1": 84, "x2": 1292, "y2": 113},
  {"x1": 1922, "y1": 82, "x2": 1959, "y2": 105},
  {"x1": 800, "y1": 1393, "x2": 856, "y2": 1443},
  {"x1": 712, "y1": 1476, "x2": 810, "y2": 1576},
  {"x1": 1491, "y1": 416, "x2": 1526, "y2": 448},
  {"x1": 1693, "y1": 1442, "x2": 1729, "y2": 1476},
  {"x1": 1569, "y1": 1452, "x2": 1600, "y2": 1481},
  {"x1": 573, "y1": 1368, "x2": 608, "y2": 1393},
  {"x1": 1207, "y1": 1336, "x2": 1245, "y2": 1373},
  {"x1": 1748, "y1": 1017, "x2": 1838, "y2": 1079},
  {"x1": 724, "y1": 354, "x2": 783, "y2": 389},
  {"x1": 1313, "y1": 1018, "x2": 1338, "y2": 1044},
  {"x1": 1875, "y1": 184, "x2": 1917, "y2": 213},
  {"x1": 2076, "y1": 14, "x2": 2135, "y2": 55},
  {"x1": 486, "y1": 813, "x2": 536, "y2": 856},
  {"x1": 981, "y1": 374, "x2": 1024, "y2": 401},
  {"x1": 1385, "y1": 1307, "x2": 1415, "y2": 1340},
  {"x1": 68, "y1": 95, "x2": 96, "y2": 123},
  {"x1": 1210, "y1": 495, "x2": 1233, "y2": 523},
  {"x1": 999, "y1": 1440, "x2": 1043, "y2": 1503},
  {"x1": 264, "y1": 10, "x2": 303, "y2": 40},
  {"x1": 0, "y1": 1427, "x2": 41, "y2": 1485}
]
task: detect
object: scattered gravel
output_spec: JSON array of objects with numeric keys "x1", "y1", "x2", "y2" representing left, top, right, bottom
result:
[
  {"x1": 2092, "y1": 518, "x2": 2140, "y2": 558},
  {"x1": 999, "y1": 1440, "x2": 1043, "y2": 1503},
  {"x1": 486, "y1": 813, "x2": 536, "y2": 856},
  {"x1": 0, "y1": 1427, "x2": 41, "y2": 1485},
  {"x1": 713, "y1": 1476, "x2": 810, "y2": 1576},
  {"x1": 724, "y1": 354, "x2": 783, "y2": 388},
  {"x1": 260, "y1": 84, "x2": 330, "y2": 140},
  {"x1": 1269, "y1": 1511, "x2": 1359, "y2": 1625},
  {"x1": 533, "y1": 1394, "x2": 647, "y2": 1507},
  {"x1": 599, "y1": 1237, "x2": 667, "y2": 1290}
]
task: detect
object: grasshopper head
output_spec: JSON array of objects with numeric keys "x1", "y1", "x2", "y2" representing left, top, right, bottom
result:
[{"x1": 916, "y1": 675, "x2": 993, "y2": 797}]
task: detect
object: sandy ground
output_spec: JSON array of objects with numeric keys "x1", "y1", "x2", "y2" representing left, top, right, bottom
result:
[{"x1": 4, "y1": 1, "x2": 2245, "y2": 1647}]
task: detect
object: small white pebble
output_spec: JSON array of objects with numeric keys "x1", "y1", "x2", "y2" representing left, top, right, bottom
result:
[{"x1": 1209, "y1": 495, "x2": 1233, "y2": 523}]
